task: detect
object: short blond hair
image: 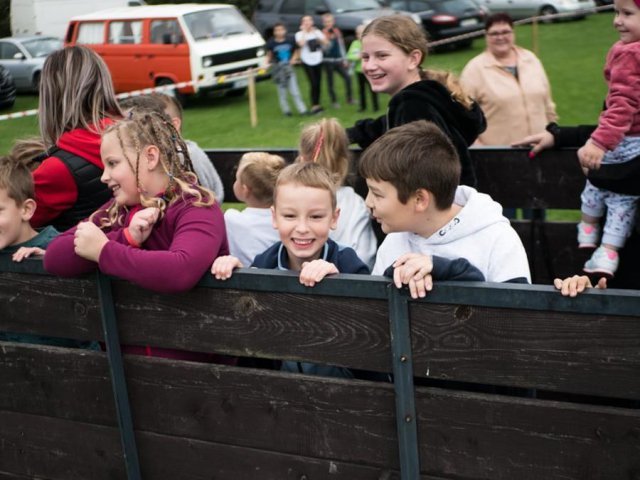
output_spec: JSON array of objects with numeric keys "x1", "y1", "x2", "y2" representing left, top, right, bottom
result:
[
  {"x1": 237, "y1": 152, "x2": 286, "y2": 205},
  {"x1": 275, "y1": 162, "x2": 338, "y2": 210}
]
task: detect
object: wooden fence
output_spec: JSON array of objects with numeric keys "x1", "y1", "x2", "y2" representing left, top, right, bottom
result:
[{"x1": 0, "y1": 253, "x2": 639, "y2": 479}]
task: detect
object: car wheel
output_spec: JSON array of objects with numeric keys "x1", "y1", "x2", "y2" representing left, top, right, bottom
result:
[
  {"x1": 33, "y1": 71, "x2": 41, "y2": 93},
  {"x1": 156, "y1": 78, "x2": 187, "y2": 106},
  {"x1": 539, "y1": 5, "x2": 557, "y2": 22}
]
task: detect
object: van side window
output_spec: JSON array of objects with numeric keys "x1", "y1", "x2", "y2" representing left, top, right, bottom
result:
[
  {"x1": 109, "y1": 21, "x2": 143, "y2": 44},
  {"x1": 76, "y1": 22, "x2": 105, "y2": 45},
  {"x1": 150, "y1": 19, "x2": 184, "y2": 44}
]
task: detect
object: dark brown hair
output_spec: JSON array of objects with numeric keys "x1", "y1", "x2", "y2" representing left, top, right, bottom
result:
[
  {"x1": 359, "y1": 120, "x2": 460, "y2": 210},
  {"x1": 485, "y1": 13, "x2": 514, "y2": 30}
]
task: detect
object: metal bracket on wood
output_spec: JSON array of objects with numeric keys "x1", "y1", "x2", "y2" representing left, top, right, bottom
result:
[
  {"x1": 387, "y1": 286, "x2": 420, "y2": 480},
  {"x1": 96, "y1": 273, "x2": 142, "y2": 480}
]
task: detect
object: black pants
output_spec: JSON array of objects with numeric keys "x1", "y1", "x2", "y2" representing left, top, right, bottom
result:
[
  {"x1": 303, "y1": 63, "x2": 323, "y2": 106},
  {"x1": 356, "y1": 72, "x2": 378, "y2": 111},
  {"x1": 324, "y1": 60, "x2": 352, "y2": 103}
]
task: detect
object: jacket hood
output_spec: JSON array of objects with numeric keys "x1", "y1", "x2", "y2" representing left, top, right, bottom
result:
[
  {"x1": 56, "y1": 122, "x2": 112, "y2": 169},
  {"x1": 394, "y1": 80, "x2": 486, "y2": 145},
  {"x1": 410, "y1": 185, "x2": 508, "y2": 247}
]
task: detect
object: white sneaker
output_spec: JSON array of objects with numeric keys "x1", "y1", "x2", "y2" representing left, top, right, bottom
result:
[
  {"x1": 577, "y1": 221, "x2": 601, "y2": 248},
  {"x1": 583, "y1": 246, "x2": 619, "y2": 277}
]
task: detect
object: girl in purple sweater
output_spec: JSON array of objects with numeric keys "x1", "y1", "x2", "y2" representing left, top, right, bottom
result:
[{"x1": 44, "y1": 110, "x2": 229, "y2": 294}]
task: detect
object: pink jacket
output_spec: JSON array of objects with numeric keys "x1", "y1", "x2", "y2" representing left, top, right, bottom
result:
[{"x1": 591, "y1": 41, "x2": 640, "y2": 151}]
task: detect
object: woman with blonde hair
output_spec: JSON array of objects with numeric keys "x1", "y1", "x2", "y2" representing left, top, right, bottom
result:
[
  {"x1": 31, "y1": 45, "x2": 122, "y2": 230},
  {"x1": 347, "y1": 15, "x2": 485, "y2": 187}
]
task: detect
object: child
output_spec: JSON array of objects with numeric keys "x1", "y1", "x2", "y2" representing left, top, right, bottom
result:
[
  {"x1": 150, "y1": 93, "x2": 225, "y2": 203},
  {"x1": 212, "y1": 162, "x2": 369, "y2": 377},
  {"x1": 296, "y1": 15, "x2": 328, "y2": 115},
  {"x1": 266, "y1": 22, "x2": 308, "y2": 116},
  {"x1": 574, "y1": 0, "x2": 640, "y2": 277},
  {"x1": 44, "y1": 110, "x2": 229, "y2": 295},
  {"x1": 0, "y1": 157, "x2": 58, "y2": 261},
  {"x1": 225, "y1": 152, "x2": 285, "y2": 266},
  {"x1": 361, "y1": 120, "x2": 529, "y2": 298},
  {"x1": 321, "y1": 13, "x2": 353, "y2": 108},
  {"x1": 347, "y1": 24, "x2": 379, "y2": 113},
  {"x1": 297, "y1": 117, "x2": 377, "y2": 267},
  {"x1": 347, "y1": 15, "x2": 485, "y2": 187}
]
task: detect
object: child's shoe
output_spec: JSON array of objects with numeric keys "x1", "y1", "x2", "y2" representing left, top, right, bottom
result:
[
  {"x1": 583, "y1": 246, "x2": 619, "y2": 277},
  {"x1": 577, "y1": 221, "x2": 601, "y2": 248}
]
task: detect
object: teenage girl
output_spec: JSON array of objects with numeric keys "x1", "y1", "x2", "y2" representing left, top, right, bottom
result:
[
  {"x1": 31, "y1": 46, "x2": 122, "y2": 230},
  {"x1": 346, "y1": 15, "x2": 486, "y2": 187},
  {"x1": 44, "y1": 110, "x2": 229, "y2": 295},
  {"x1": 225, "y1": 152, "x2": 286, "y2": 266},
  {"x1": 298, "y1": 117, "x2": 377, "y2": 267}
]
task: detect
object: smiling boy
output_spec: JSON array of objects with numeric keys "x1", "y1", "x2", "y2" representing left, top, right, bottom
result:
[{"x1": 361, "y1": 120, "x2": 530, "y2": 295}]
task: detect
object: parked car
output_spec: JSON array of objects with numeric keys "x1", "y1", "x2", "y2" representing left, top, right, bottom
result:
[
  {"x1": 252, "y1": 0, "x2": 421, "y2": 43},
  {"x1": 474, "y1": 0, "x2": 596, "y2": 21},
  {"x1": 0, "y1": 36, "x2": 62, "y2": 92},
  {"x1": 0, "y1": 65, "x2": 17, "y2": 110},
  {"x1": 384, "y1": 0, "x2": 486, "y2": 48}
]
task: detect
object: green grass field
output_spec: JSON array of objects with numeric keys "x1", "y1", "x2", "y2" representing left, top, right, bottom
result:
[{"x1": 0, "y1": 12, "x2": 617, "y2": 153}]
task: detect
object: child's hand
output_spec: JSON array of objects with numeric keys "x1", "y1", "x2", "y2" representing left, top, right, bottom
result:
[
  {"x1": 11, "y1": 246, "x2": 46, "y2": 263},
  {"x1": 74, "y1": 221, "x2": 109, "y2": 262},
  {"x1": 299, "y1": 259, "x2": 338, "y2": 287},
  {"x1": 577, "y1": 140, "x2": 605, "y2": 170},
  {"x1": 393, "y1": 253, "x2": 434, "y2": 299},
  {"x1": 211, "y1": 255, "x2": 243, "y2": 280},
  {"x1": 128, "y1": 207, "x2": 160, "y2": 246},
  {"x1": 553, "y1": 275, "x2": 607, "y2": 297}
]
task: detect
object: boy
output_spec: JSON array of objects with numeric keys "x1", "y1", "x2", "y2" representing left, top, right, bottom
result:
[
  {"x1": 212, "y1": 162, "x2": 369, "y2": 377},
  {"x1": 321, "y1": 13, "x2": 353, "y2": 108},
  {"x1": 361, "y1": 120, "x2": 530, "y2": 297},
  {"x1": 0, "y1": 157, "x2": 58, "y2": 261},
  {"x1": 266, "y1": 22, "x2": 308, "y2": 116}
]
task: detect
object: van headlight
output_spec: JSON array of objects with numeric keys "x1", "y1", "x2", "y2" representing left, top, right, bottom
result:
[
  {"x1": 202, "y1": 56, "x2": 214, "y2": 68},
  {"x1": 256, "y1": 47, "x2": 265, "y2": 57}
]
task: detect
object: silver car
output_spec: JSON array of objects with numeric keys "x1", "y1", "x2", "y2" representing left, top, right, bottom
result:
[
  {"x1": 476, "y1": 0, "x2": 596, "y2": 20},
  {"x1": 0, "y1": 36, "x2": 62, "y2": 92}
]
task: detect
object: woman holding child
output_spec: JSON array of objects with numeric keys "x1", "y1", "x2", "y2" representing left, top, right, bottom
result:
[{"x1": 347, "y1": 15, "x2": 486, "y2": 187}]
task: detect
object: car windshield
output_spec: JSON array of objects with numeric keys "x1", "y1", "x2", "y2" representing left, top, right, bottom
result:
[
  {"x1": 21, "y1": 38, "x2": 63, "y2": 58},
  {"x1": 184, "y1": 8, "x2": 255, "y2": 40},
  {"x1": 328, "y1": 0, "x2": 382, "y2": 13}
]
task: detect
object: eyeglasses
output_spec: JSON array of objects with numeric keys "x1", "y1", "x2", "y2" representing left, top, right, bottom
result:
[{"x1": 487, "y1": 29, "x2": 514, "y2": 37}]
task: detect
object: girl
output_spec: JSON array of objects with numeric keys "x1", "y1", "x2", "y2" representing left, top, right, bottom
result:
[
  {"x1": 297, "y1": 118, "x2": 377, "y2": 268},
  {"x1": 346, "y1": 15, "x2": 486, "y2": 187},
  {"x1": 44, "y1": 110, "x2": 229, "y2": 295},
  {"x1": 31, "y1": 45, "x2": 122, "y2": 231},
  {"x1": 295, "y1": 15, "x2": 328, "y2": 115},
  {"x1": 225, "y1": 152, "x2": 285, "y2": 266},
  {"x1": 573, "y1": 0, "x2": 640, "y2": 277}
]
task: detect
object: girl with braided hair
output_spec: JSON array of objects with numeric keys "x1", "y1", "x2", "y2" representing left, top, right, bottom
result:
[{"x1": 44, "y1": 110, "x2": 229, "y2": 295}]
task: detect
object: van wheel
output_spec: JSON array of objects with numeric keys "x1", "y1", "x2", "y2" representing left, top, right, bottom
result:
[
  {"x1": 156, "y1": 78, "x2": 187, "y2": 107},
  {"x1": 226, "y1": 87, "x2": 247, "y2": 97},
  {"x1": 32, "y1": 71, "x2": 41, "y2": 93}
]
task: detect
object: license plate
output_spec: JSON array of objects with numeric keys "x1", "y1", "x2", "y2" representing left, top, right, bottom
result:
[
  {"x1": 461, "y1": 18, "x2": 479, "y2": 26},
  {"x1": 234, "y1": 78, "x2": 249, "y2": 88}
]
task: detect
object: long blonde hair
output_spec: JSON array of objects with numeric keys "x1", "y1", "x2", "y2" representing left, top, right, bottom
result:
[
  {"x1": 39, "y1": 46, "x2": 122, "y2": 147},
  {"x1": 92, "y1": 110, "x2": 214, "y2": 228},
  {"x1": 362, "y1": 16, "x2": 474, "y2": 110},
  {"x1": 297, "y1": 118, "x2": 350, "y2": 186}
]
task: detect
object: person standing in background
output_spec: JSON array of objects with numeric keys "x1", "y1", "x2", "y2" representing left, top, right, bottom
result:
[
  {"x1": 347, "y1": 24, "x2": 379, "y2": 113},
  {"x1": 296, "y1": 15, "x2": 328, "y2": 115},
  {"x1": 322, "y1": 13, "x2": 354, "y2": 108}
]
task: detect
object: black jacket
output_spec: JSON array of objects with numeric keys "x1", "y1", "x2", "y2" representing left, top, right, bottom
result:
[{"x1": 347, "y1": 79, "x2": 486, "y2": 187}]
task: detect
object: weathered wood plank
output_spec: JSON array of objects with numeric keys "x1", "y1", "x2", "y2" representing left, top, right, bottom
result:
[{"x1": 409, "y1": 302, "x2": 640, "y2": 400}]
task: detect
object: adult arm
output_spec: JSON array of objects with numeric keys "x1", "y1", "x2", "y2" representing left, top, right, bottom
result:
[{"x1": 31, "y1": 157, "x2": 78, "y2": 227}]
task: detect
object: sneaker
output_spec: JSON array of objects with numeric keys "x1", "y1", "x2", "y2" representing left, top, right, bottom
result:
[
  {"x1": 284, "y1": 112, "x2": 292, "y2": 117},
  {"x1": 583, "y1": 246, "x2": 619, "y2": 277},
  {"x1": 577, "y1": 221, "x2": 601, "y2": 248}
]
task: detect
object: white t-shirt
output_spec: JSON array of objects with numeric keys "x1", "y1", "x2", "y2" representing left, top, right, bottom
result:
[
  {"x1": 295, "y1": 29, "x2": 325, "y2": 66},
  {"x1": 225, "y1": 207, "x2": 280, "y2": 267}
]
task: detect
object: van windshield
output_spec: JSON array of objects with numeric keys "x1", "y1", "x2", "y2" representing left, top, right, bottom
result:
[{"x1": 184, "y1": 8, "x2": 255, "y2": 40}]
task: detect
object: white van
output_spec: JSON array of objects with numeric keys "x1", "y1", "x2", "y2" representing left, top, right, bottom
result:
[{"x1": 65, "y1": 4, "x2": 269, "y2": 100}]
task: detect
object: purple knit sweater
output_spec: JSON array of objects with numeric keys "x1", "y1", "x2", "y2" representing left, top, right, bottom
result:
[{"x1": 44, "y1": 197, "x2": 229, "y2": 294}]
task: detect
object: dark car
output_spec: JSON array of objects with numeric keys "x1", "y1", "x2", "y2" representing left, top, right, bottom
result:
[
  {"x1": 0, "y1": 65, "x2": 17, "y2": 110},
  {"x1": 384, "y1": 0, "x2": 486, "y2": 49},
  {"x1": 253, "y1": 0, "x2": 421, "y2": 42}
]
